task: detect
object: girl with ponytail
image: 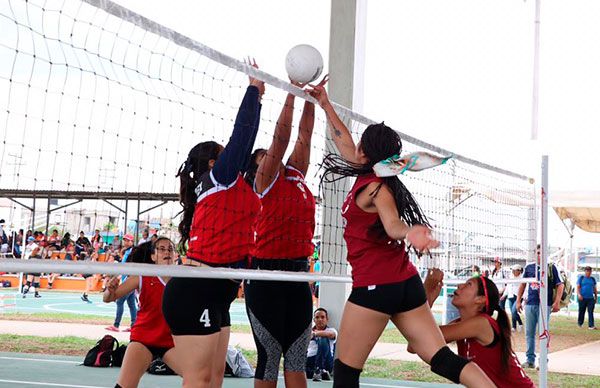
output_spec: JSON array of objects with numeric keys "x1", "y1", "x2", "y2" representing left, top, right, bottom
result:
[
  {"x1": 162, "y1": 62, "x2": 265, "y2": 387},
  {"x1": 422, "y1": 269, "x2": 535, "y2": 387},
  {"x1": 308, "y1": 83, "x2": 494, "y2": 387}
]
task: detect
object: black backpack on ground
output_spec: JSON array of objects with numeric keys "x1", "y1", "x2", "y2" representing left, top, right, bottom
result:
[
  {"x1": 112, "y1": 344, "x2": 128, "y2": 367},
  {"x1": 83, "y1": 335, "x2": 119, "y2": 367}
]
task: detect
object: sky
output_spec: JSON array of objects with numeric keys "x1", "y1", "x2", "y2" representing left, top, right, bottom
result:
[{"x1": 109, "y1": 0, "x2": 599, "y2": 249}]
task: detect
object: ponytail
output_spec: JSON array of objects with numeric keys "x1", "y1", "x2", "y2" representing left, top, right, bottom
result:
[{"x1": 176, "y1": 141, "x2": 222, "y2": 250}]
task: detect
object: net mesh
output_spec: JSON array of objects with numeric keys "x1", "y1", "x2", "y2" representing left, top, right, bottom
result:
[{"x1": 0, "y1": 0, "x2": 535, "y2": 280}]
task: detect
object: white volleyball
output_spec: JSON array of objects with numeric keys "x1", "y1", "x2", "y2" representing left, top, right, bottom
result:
[{"x1": 285, "y1": 44, "x2": 324, "y2": 84}]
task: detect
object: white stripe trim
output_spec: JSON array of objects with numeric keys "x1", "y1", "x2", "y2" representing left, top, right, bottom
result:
[
  {"x1": 256, "y1": 170, "x2": 280, "y2": 199},
  {"x1": 138, "y1": 275, "x2": 142, "y2": 292},
  {"x1": 196, "y1": 172, "x2": 238, "y2": 203},
  {"x1": 158, "y1": 276, "x2": 167, "y2": 286}
]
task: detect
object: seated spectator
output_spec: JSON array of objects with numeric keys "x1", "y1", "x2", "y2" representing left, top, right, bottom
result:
[
  {"x1": 306, "y1": 307, "x2": 337, "y2": 381},
  {"x1": 75, "y1": 231, "x2": 91, "y2": 259}
]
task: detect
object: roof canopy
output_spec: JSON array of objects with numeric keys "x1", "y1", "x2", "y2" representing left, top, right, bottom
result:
[{"x1": 551, "y1": 191, "x2": 600, "y2": 233}]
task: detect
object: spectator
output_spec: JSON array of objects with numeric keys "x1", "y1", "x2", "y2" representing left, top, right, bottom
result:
[
  {"x1": 105, "y1": 233, "x2": 137, "y2": 332},
  {"x1": 75, "y1": 231, "x2": 91, "y2": 259},
  {"x1": 13, "y1": 229, "x2": 23, "y2": 258},
  {"x1": 516, "y1": 244, "x2": 565, "y2": 369},
  {"x1": 306, "y1": 307, "x2": 337, "y2": 381},
  {"x1": 471, "y1": 265, "x2": 481, "y2": 277},
  {"x1": 0, "y1": 219, "x2": 9, "y2": 254},
  {"x1": 504, "y1": 264, "x2": 524, "y2": 332},
  {"x1": 150, "y1": 233, "x2": 158, "y2": 244},
  {"x1": 138, "y1": 229, "x2": 150, "y2": 244},
  {"x1": 22, "y1": 236, "x2": 42, "y2": 298},
  {"x1": 577, "y1": 266, "x2": 597, "y2": 330},
  {"x1": 91, "y1": 229, "x2": 103, "y2": 251},
  {"x1": 491, "y1": 258, "x2": 507, "y2": 311}
]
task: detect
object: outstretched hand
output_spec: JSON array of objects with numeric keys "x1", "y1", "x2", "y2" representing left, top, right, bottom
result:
[
  {"x1": 245, "y1": 57, "x2": 265, "y2": 98},
  {"x1": 306, "y1": 74, "x2": 330, "y2": 107},
  {"x1": 424, "y1": 268, "x2": 444, "y2": 303},
  {"x1": 406, "y1": 225, "x2": 439, "y2": 252}
]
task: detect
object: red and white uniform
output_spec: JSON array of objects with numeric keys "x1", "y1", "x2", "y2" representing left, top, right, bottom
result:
[
  {"x1": 457, "y1": 314, "x2": 535, "y2": 388},
  {"x1": 254, "y1": 166, "x2": 315, "y2": 259},
  {"x1": 130, "y1": 276, "x2": 173, "y2": 348},
  {"x1": 187, "y1": 172, "x2": 261, "y2": 264},
  {"x1": 342, "y1": 174, "x2": 417, "y2": 288}
]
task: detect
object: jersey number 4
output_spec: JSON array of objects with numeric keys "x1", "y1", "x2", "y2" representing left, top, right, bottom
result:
[{"x1": 199, "y1": 309, "x2": 211, "y2": 327}]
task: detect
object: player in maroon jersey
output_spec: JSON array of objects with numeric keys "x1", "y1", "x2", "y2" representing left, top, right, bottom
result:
[
  {"x1": 308, "y1": 83, "x2": 494, "y2": 388},
  {"x1": 162, "y1": 63, "x2": 265, "y2": 387},
  {"x1": 420, "y1": 269, "x2": 535, "y2": 388},
  {"x1": 244, "y1": 79, "x2": 321, "y2": 388},
  {"x1": 103, "y1": 238, "x2": 180, "y2": 388}
]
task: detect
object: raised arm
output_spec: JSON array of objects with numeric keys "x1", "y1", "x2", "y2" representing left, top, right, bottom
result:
[
  {"x1": 212, "y1": 85, "x2": 262, "y2": 185},
  {"x1": 287, "y1": 90, "x2": 318, "y2": 175},
  {"x1": 254, "y1": 93, "x2": 294, "y2": 194},
  {"x1": 307, "y1": 76, "x2": 357, "y2": 163},
  {"x1": 103, "y1": 275, "x2": 139, "y2": 303}
]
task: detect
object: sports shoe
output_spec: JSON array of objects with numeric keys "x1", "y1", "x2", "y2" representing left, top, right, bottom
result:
[
  {"x1": 521, "y1": 361, "x2": 535, "y2": 369},
  {"x1": 312, "y1": 370, "x2": 322, "y2": 382},
  {"x1": 321, "y1": 370, "x2": 331, "y2": 381},
  {"x1": 589, "y1": 326, "x2": 597, "y2": 330},
  {"x1": 34, "y1": 292, "x2": 41, "y2": 298},
  {"x1": 81, "y1": 294, "x2": 90, "y2": 303},
  {"x1": 121, "y1": 327, "x2": 131, "y2": 332},
  {"x1": 105, "y1": 325, "x2": 119, "y2": 332}
]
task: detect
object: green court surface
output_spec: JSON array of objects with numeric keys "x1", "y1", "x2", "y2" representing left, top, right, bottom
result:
[
  {"x1": 0, "y1": 290, "x2": 250, "y2": 325},
  {"x1": 0, "y1": 352, "x2": 457, "y2": 388}
]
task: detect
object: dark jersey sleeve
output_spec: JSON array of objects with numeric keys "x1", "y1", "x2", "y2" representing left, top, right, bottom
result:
[{"x1": 212, "y1": 85, "x2": 262, "y2": 185}]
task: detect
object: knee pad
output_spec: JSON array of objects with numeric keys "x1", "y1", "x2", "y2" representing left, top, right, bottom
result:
[
  {"x1": 115, "y1": 385, "x2": 122, "y2": 388},
  {"x1": 25, "y1": 281, "x2": 31, "y2": 287},
  {"x1": 430, "y1": 346, "x2": 469, "y2": 384},
  {"x1": 33, "y1": 282, "x2": 40, "y2": 288},
  {"x1": 333, "y1": 359, "x2": 361, "y2": 388}
]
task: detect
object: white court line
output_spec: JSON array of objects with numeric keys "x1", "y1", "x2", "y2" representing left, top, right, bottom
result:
[
  {"x1": 0, "y1": 379, "x2": 110, "y2": 388},
  {"x1": 0, "y1": 356, "x2": 80, "y2": 364}
]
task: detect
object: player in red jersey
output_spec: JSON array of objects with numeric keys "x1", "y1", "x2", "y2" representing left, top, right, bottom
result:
[
  {"x1": 103, "y1": 238, "x2": 180, "y2": 388},
  {"x1": 162, "y1": 63, "x2": 265, "y2": 388},
  {"x1": 420, "y1": 269, "x2": 535, "y2": 388},
  {"x1": 244, "y1": 79, "x2": 322, "y2": 388},
  {"x1": 308, "y1": 84, "x2": 494, "y2": 388}
]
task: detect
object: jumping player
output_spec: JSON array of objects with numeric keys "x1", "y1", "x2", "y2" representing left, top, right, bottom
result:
[
  {"x1": 308, "y1": 82, "x2": 494, "y2": 387},
  {"x1": 420, "y1": 269, "x2": 534, "y2": 387},
  {"x1": 244, "y1": 79, "x2": 321, "y2": 388},
  {"x1": 104, "y1": 238, "x2": 180, "y2": 388},
  {"x1": 162, "y1": 61, "x2": 264, "y2": 387}
]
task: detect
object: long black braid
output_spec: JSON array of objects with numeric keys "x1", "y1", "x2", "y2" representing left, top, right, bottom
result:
[
  {"x1": 176, "y1": 141, "x2": 222, "y2": 250},
  {"x1": 321, "y1": 123, "x2": 430, "y2": 239}
]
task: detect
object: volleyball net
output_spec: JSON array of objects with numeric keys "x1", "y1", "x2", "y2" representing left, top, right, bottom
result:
[{"x1": 0, "y1": 0, "x2": 536, "y2": 283}]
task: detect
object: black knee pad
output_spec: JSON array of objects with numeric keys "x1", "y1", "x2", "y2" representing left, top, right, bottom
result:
[
  {"x1": 333, "y1": 359, "x2": 361, "y2": 388},
  {"x1": 25, "y1": 281, "x2": 31, "y2": 287},
  {"x1": 115, "y1": 384, "x2": 122, "y2": 388},
  {"x1": 430, "y1": 346, "x2": 469, "y2": 384},
  {"x1": 33, "y1": 282, "x2": 40, "y2": 288}
]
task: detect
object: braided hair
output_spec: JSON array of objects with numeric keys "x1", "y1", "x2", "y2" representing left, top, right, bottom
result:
[
  {"x1": 321, "y1": 123, "x2": 429, "y2": 238},
  {"x1": 476, "y1": 276, "x2": 514, "y2": 373},
  {"x1": 176, "y1": 141, "x2": 222, "y2": 249}
]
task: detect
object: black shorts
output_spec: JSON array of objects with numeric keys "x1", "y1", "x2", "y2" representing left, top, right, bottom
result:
[
  {"x1": 131, "y1": 341, "x2": 171, "y2": 360},
  {"x1": 162, "y1": 276, "x2": 240, "y2": 336},
  {"x1": 348, "y1": 274, "x2": 427, "y2": 315}
]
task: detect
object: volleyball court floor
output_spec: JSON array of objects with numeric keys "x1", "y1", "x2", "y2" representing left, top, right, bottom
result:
[{"x1": 0, "y1": 352, "x2": 456, "y2": 388}]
